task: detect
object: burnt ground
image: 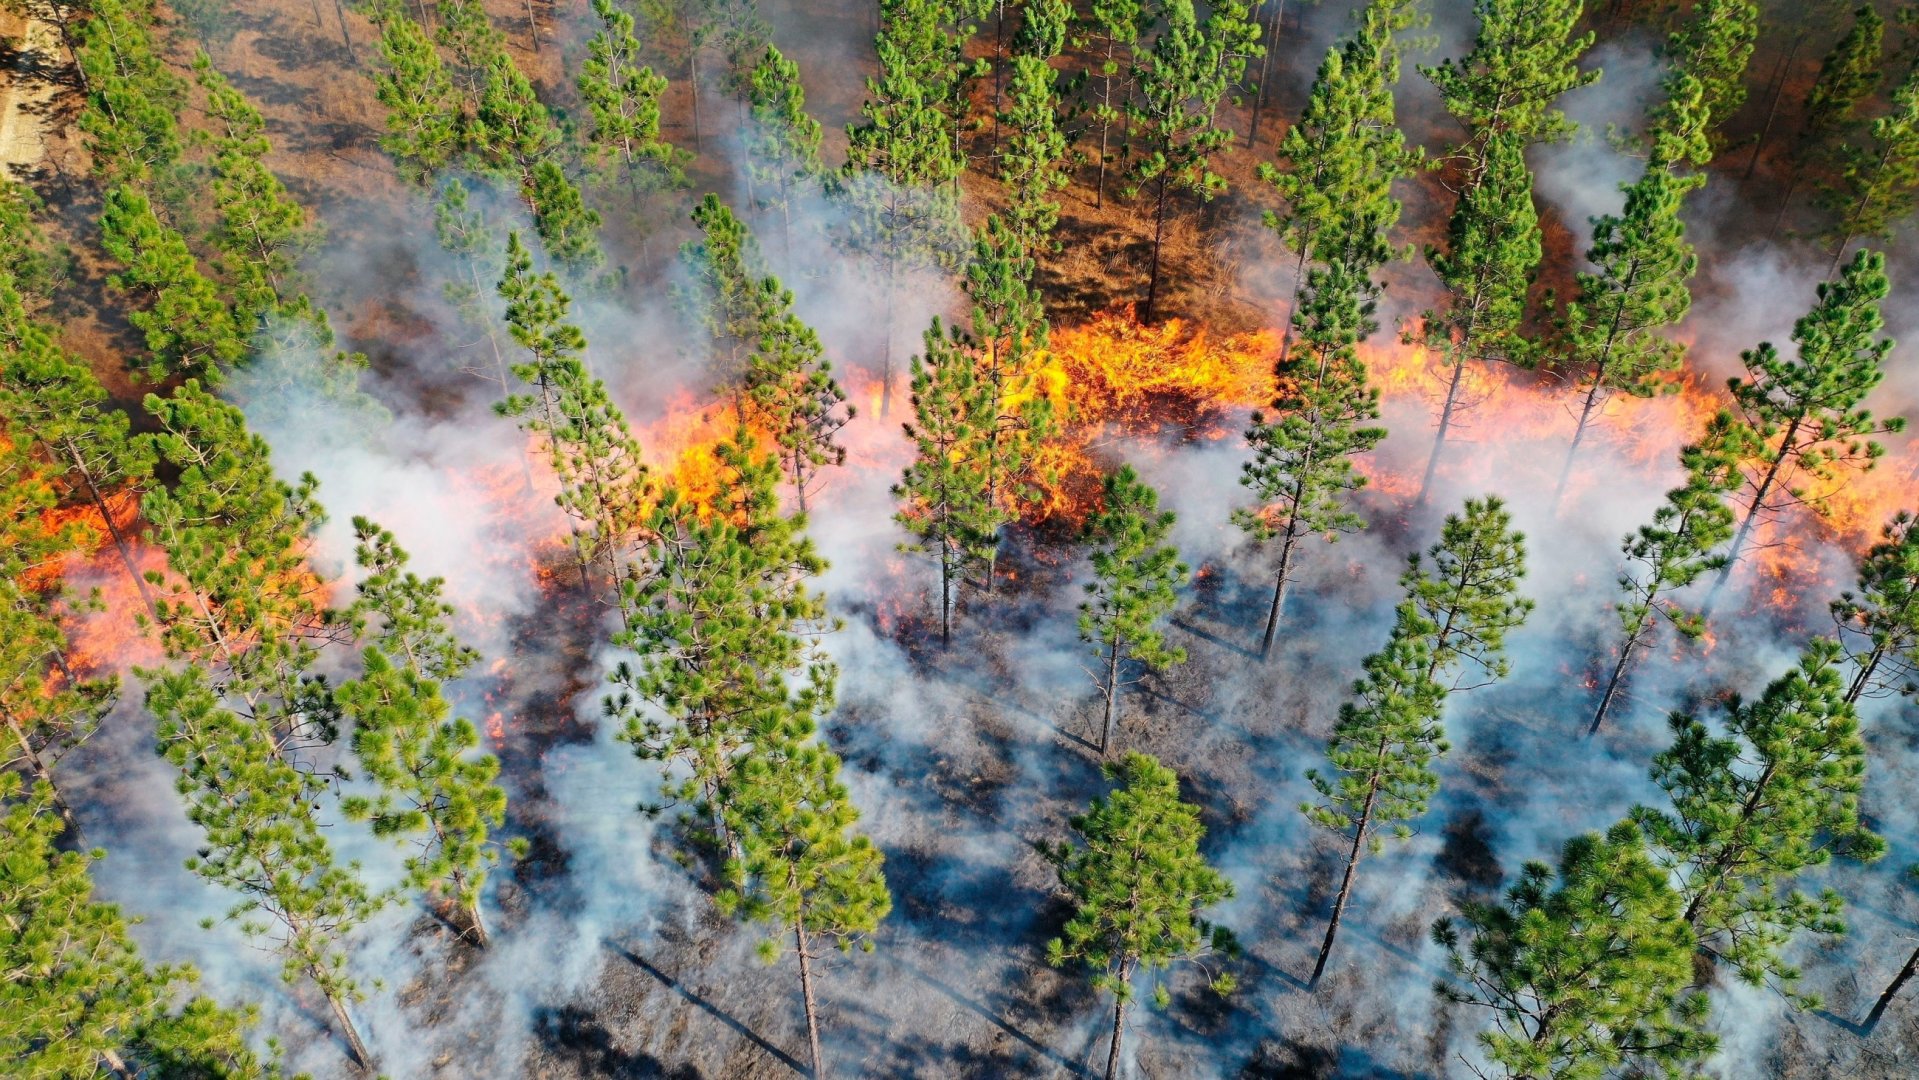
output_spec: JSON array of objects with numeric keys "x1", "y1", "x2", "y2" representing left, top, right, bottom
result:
[{"x1": 15, "y1": 0, "x2": 1919, "y2": 1078}]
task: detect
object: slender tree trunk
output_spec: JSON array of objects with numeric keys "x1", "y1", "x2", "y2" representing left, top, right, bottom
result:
[
  {"x1": 1105, "y1": 956, "x2": 1133, "y2": 1080},
  {"x1": 880, "y1": 246, "x2": 897, "y2": 418},
  {"x1": 2, "y1": 704, "x2": 78, "y2": 834},
  {"x1": 690, "y1": 53, "x2": 702, "y2": 156},
  {"x1": 1247, "y1": 0, "x2": 1283, "y2": 146},
  {"x1": 1846, "y1": 643, "x2": 1887, "y2": 704},
  {"x1": 465, "y1": 895, "x2": 490, "y2": 948},
  {"x1": 1417, "y1": 347, "x2": 1471, "y2": 507},
  {"x1": 325, "y1": 988, "x2": 373, "y2": 1073},
  {"x1": 1311, "y1": 777, "x2": 1379, "y2": 988},
  {"x1": 1589, "y1": 624, "x2": 1647, "y2": 736},
  {"x1": 990, "y1": 3, "x2": 1004, "y2": 167},
  {"x1": 1101, "y1": 632, "x2": 1123, "y2": 754},
  {"x1": 796, "y1": 920, "x2": 826, "y2": 1078},
  {"x1": 940, "y1": 539, "x2": 954, "y2": 647},
  {"x1": 1261, "y1": 518, "x2": 1301, "y2": 661},
  {"x1": 1277, "y1": 245, "x2": 1309, "y2": 365},
  {"x1": 1711, "y1": 418, "x2": 1802, "y2": 598},
  {"x1": 1864, "y1": 943, "x2": 1919, "y2": 1033},
  {"x1": 61, "y1": 442, "x2": 159, "y2": 620},
  {"x1": 1744, "y1": 43, "x2": 1800, "y2": 182},
  {"x1": 1551, "y1": 379, "x2": 1609, "y2": 512},
  {"x1": 1143, "y1": 173, "x2": 1169, "y2": 322},
  {"x1": 1097, "y1": 37, "x2": 1116, "y2": 209},
  {"x1": 523, "y1": 0, "x2": 540, "y2": 53},
  {"x1": 100, "y1": 1049, "x2": 133, "y2": 1080},
  {"x1": 333, "y1": 0, "x2": 356, "y2": 63}
]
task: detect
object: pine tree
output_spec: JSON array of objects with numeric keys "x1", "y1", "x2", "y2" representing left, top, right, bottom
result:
[
  {"x1": 1431, "y1": 822, "x2": 1717, "y2": 1079},
  {"x1": 75, "y1": 0, "x2": 186, "y2": 184},
  {"x1": 1631, "y1": 638, "x2": 1885, "y2": 1003},
  {"x1": 434, "y1": 0, "x2": 506, "y2": 100},
  {"x1": 1301, "y1": 596, "x2": 1447, "y2": 987},
  {"x1": 1205, "y1": 0, "x2": 1263, "y2": 120},
  {"x1": 0, "y1": 201, "x2": 159, "y2": 614},
  {"x1": 495, "y1": 232, "x2": 650, "y2": 582},
  {"x1": 1128, "y1": 0, "x2": 1231, "y2": 321},
  {"x1": 1044, "y1": 752, "x2": 1236, "y2": 1080},
  {"x1": 1260, "y1": 0, "x2": 1420, "y2": 361},
  {"x1": 998, "y1": 52, "x2": 1069, "y2": 255},
  {"x1": 842, "y1": 0, "x2": 970, "y2": 414},
  {"x1": 1420, "y1": 0, "x2": 1598, "y2": 159},
  {"x1": 1588, "y1": 411, "x2": 1746, "y2": 736},
  {"x1": 1551, "y1": 156, "x2": 1703, "y2": 506},
  {"x1": 525, "y1": 160, "x2": 606, "y2": 275},
  {"x1": 338, "y1": 519, "x2": 522, "y2": 948},
  {"x1": 139, "y1": 382, "x2": 382, "y2": 1070},
  {"x1": 717, "y1": 727, "x2": 890, "y2": 1080},
  {"x1": 0, "y1": 493, "x2": 113, "y2": 825},
  {"x1": 893, "y1": 318, "x2": 995, "y2": 646},
  {"x1": 961, "y1": 215, "x2": 1052, "y2": 593},
  {"x1": 368, "y1": 4, "x2": 464, "y2": 182},
  {"x1": 433, "y1": 177, "x2": 512, "y2": 393},
  {"x1": 1415, "y1": 134, "x2": 1542, "y2": 502},
  {"x1": 1079, "y1": 0, "x2": 1144, "y2": 209},
  {"x1": 1303, "y1": 494, "x2": 1533, "y2": 984},
  {"x1": 1661, "y1": 0, "x2": 1759, "y2": 150},
  {"x1": 195, "y1": 56, "x2": 329, "y2": 345},
  {"x1": 1762, "y1": 4, "x2": 1885, "y2": 236},
  {"x1": 1405, "y1": 495, "x2": 1534, "y2": 688},
  {"x1": 1079, "y1": 466, "x2": 1189, "y2": 755},
  {"x1": 98, "y1": 185, "x2": 247, "y2": 380},
  {"x1": 610, "y1": 433, "x2": 833, "y2": 853},
  {"x1": 579, "y1": 0, "x2": 680, "y2": 191},
  {"x1": 1819, "y1": 69, "x2": 1919, "y2": 274},
  {"x1": 1804, "y1": 6, "x2": 1884, "y2": 146},
  {"x1": 1714, "y1": 250, "x2": 1904, "y2": 596},
  {"x1": 745, "y1": 44, "x2": 825, "y2": 253},
  {"x1": 744, "y1": 284, "x2": 851, "y2": 514},
  {"x1": 681, "y1": 193, "x2": 774, "y2": 388},
  {"x1": 0, "y1": 772, "x2": 278, "y2": 1079},
  {"x1": 1236, "y1": 250, "x2": 1387, "y2": 661},
  {"x1": 1831, "y1": 510, "x2": 1919, "y2": 703}
]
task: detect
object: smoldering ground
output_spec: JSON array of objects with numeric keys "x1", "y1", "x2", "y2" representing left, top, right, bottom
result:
[{"x1": 43, "y1": 0, "x2": 1919, "y2": 1077}]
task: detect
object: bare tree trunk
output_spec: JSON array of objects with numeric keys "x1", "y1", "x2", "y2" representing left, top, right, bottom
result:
[
  {"x1": 1311, "y1": 779, "x2": 1378, "y2": 988},
  {"x1": 1100, "y1": 633, "x2": 1123, "y2": 753},
  {"x1": 690, "y1": 52, "x2": 703, "y2": 156},
  {"x1": 1247, "y1": 0, "x2": 1283, "y2": 146},
  {"x1": 1710, "y1": 417, "x2": 1802, "y2": 602},
  {"x1": 1744, "y1": 43, "x2": 1800, "y2": 182},
  {"x1": 464, "y1": 894, "x2": 490, "y2": 948},
  {"x1": 1096, "y1": 36, "x2": 1117, "y2": 209},
  {"x1": 325, "y1": 988, "x2": 373, "y2": 1073},
  {"x1": 1105, "y1": 956, "x2": 1133, "y2": 1080},
  {"x1": 1551, "y1": 378, "x2": 1608, "y2": 512},
  {"x1": 1143, "y1": 174, "x2": 1169, "y2": 322},
  {"x1": 796, "y1": 920, "x2": 826, "y2": 1078},
  {"x1": 523, "y1": 0, "x2": 540, "y2": 53},
  {"x1": 1865, "y1": 943, "x2": 1919, "y2": 1033},
  {"x1": 1846, "y1": 642, "x2": 1889, "y2": 704},
  {"x1": 100, "y1": 1049, "x2": 133, "y2": 1079},
  {"x1": 1260, "y1": 518, "x2": 1301, "y2": 661},
  {"x1": 1417, "y1": 350, "x2": 1471, "y2": 507},
  {"x1": 333, "y1": 0, "x2": 356, "y2": 64},
  {"x1": 1588, "y1": 626, "x2": 1645, "y2": 736},
  {"x1": 61, "y1": 441, "x2": 159, "y2": 621}
]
